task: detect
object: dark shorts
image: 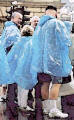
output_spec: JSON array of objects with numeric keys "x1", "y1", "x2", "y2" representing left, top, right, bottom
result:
[
  {"x1": 51, "y1": 75, "x2": 62, "y2": 84},
  {"x1": 37, "y1": 73, "x2": 62, "y2": 84}
]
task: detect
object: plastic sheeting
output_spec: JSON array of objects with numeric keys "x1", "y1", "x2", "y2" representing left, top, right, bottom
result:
[
  {"x1": 0, "y1": 21, "x2": 37, "y2": 89},
  {"x1": 0, "y1": 45, "x2": 12, "y2": 84},
  {"x1": 0, "y1": 21, "x2": 21, "y2": 49},
  {"x1": 0, "y1": 17, "x2": 72, "y2": 89},
  {"x1": 69, "y1": 33, "x2": 74, "y2": 65},
  {"x1": 7, "y1": 36, "x2": 38, "y2": 89},
  {"x1": 30, "y1": 15, "x2": 72, "y2": 77},
  {"x1": 0, "y1": 21, "x2": 21, "y2": 85}
]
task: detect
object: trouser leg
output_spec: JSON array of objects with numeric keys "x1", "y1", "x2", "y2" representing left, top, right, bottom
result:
[
  {"x1": 6, "y1": 83, "x2": 18, "y2": 116},
  {"x1": 35, "y1": 83, "x2": 44, "y2": 120},
  {"x1": 7, "y1": 83, "x2": 17, "y2": 102},
  {"x1": 27, "y1": 89, "x2": 34, "y2": 108}
]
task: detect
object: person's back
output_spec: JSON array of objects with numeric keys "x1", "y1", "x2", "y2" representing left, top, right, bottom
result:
[
  {"x1": 32, "y1": 14, "x2": 72, "y2": 77},
  {"x1": 7, "y1": 24, "x2": 37, "y2": 89},
  {"x1": 31, "y1": 5, "x2": 72, "y2": 119}
]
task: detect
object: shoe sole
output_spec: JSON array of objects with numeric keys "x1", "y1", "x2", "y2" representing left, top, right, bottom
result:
[{"x1": 49, "y1": 113, "x2": 68, "y2": 118}]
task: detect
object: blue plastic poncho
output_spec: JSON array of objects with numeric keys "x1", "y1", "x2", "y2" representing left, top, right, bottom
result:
[
  {"x1": 7, "y1": 36, "x2": 38, "y2": 89},
  {"x1": 1, "y1": 21, "x2": 21, "y2": 49},
  {"x1": 0, "y1": 21, "x2": 21, "y2": 85},
  {"x1": 69, "y1": 33, "x2": 74, "y2": 65},
  {"x1": 0, "y1": 45, "x2": 12, "y2": 84},
  {"x1": 30, "y1": 15, "x2": 72, "y2": 77}
]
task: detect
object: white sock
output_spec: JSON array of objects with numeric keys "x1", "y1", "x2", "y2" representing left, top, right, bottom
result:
[
  {"x1": 43, "y1": 99, "x2": 50, "y2": 112},
  {"x1": 18, "y1": 86, "x2": 29, "y2": 108},
  {"x1": 49, "y1": 100, "x2": 57, "y2": 111}
]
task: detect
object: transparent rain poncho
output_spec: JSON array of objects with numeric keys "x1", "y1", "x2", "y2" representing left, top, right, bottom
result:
[
  {"x1": 0, "y1": 21, "x2": 37, "y2": 89},
  {"x1": 30, "y1": 15, "x2": 72, "y2": 78},
  {"x1": 69, "y1": 33, "x2": 74, "y2": 65},
  {"x1": 0, "y1": 45, "x2": 12, "y2": 84},
  {"x1": 1, "y1": 21, "x2": 21, "y2": 49},
  {"x1": 7, "y1": 36, "x2": 38, "y2": 89},
  {"x1": 0, "y1": 21, "x2": 21, "y2": 85},
  {"x1": 5, "y1": 16, "x2": 72, "y2": 89}
]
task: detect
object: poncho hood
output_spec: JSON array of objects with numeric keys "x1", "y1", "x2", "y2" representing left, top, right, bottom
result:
[
  {"x1": 31, "y1": 15, "x2": 72, "y2": 77},
  {"x1": 38, "y1": 15, "x2": 55, "y2": 27}
]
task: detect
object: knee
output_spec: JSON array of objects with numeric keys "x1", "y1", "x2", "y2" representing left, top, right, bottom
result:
[
  {"x1": 49, "y1": 84, "x2": 61, "y2": 99},
  {"x1": 49, "y1": 88, "x2": 59, "y2": 99},
  {"x1": 49, "y1": 92, "x2": 58, "y2": 100},
  {"x1": 41, "y1": 91, "x2": 49, "y2": 100}
]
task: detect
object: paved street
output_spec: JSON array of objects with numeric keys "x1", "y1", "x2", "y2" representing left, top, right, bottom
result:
[{"x1": 0, "y1": 101, "x2": 74, "y2": 120}]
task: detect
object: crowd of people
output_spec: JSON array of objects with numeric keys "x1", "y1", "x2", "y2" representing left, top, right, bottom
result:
[{"x1": 0, "y1": 5, "x2": 74, "y2": 119}]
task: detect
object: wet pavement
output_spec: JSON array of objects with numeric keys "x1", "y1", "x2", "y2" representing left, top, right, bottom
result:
[{"x1": 0, "y1": 101, "x2": 74, "y2": 120}]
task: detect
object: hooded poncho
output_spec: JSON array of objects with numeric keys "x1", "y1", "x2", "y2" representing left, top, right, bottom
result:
[
  {"x1": 7, "y1": 36, "x2": 37, "y2": 89},
  {"x1": 1, "y1": 21, "x2": 21, "y2": 49},
  {"x1": 0, "y1": 21, "x2": 21, "y2": 85},
  {"x1": 4, "y1": 16, "x2": 72, "y2": 89},
  {"x1": 0, "y1": 44, "x2": 12, "y2": 84},
  {"x1": 30, "y1": 15, "x2": 72, "y2": 77}
]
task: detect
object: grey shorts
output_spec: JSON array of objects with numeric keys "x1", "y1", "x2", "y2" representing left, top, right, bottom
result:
[
  {"x1": 51, "y1": 75, "x2": 62, "y2": 84},
  {"x1": 37, "y1": 73, "x2": 62, "y2": 84}
]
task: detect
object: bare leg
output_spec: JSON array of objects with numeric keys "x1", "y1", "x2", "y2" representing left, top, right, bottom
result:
[
  {"x1": 49, "y1": 84, "x2": 61, "y2": 100},
  {"x1": 41, "y1": 82, "x2": 49, "y2": 100}
]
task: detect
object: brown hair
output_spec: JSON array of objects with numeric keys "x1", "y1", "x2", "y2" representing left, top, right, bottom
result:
[{"x1": 21, "y1": 25, "x2": 34, "y2": 36}]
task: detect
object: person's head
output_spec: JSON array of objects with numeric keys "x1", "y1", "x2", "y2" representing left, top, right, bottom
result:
[
  {"x1": 21, "y1": 25, "x2": 34, "y2": 36},
  {"x1": 30, "y1": 16, "x2": 40, "y2": 29},
  {"x1": 11, "y1": 12, "x2": 23, "y2": 26},
  {"x1": 45, "y1": 5, "x2": 57, "y2": 18}
]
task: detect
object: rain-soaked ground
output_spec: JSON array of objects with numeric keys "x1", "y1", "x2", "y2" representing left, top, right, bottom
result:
[{"x1": 0, "y1": 100, "x2": 74, "y2": 120}]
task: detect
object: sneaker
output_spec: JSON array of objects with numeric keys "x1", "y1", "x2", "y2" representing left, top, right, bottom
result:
[
  {"x1": 18, "y1": 105, "x2": 34, "y2": 112},
  {"x1": 26, "y1": 105, "x2": 34, "y2": 111},
  {"x1": 0, "y1": 96, "x2": 3, "y2": 102},
  {"x1": 49, "y1": 108, "x2": 68, "y2": 118},
  {"x1": 43, "y1": 109, "x2": 49, "y2": 115},
  {"x1": 1, "y1": 95, "x2": 7, "y2": 102}
]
